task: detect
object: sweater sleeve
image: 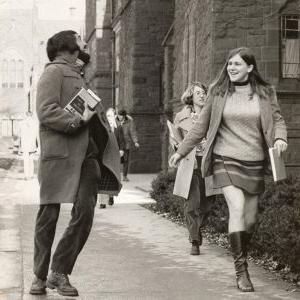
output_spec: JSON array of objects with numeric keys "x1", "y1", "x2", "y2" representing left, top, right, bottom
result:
[
  {"x1": 270, "y1": 88, "x2": 287, "y2": 143},
  {"x1": 177, "y1": 94, "x2": 212, "y2": 157},
  {"x1": 36, "y1": 65, "x2": 82, "y2": 133}
]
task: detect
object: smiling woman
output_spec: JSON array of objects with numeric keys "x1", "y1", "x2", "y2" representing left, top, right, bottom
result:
[
  {"x1": 169, "y1": 47, "x2": 288, "y2": 293},
  {"x1": 227, "y1": 54, "x2": 253, "y2": 83}
]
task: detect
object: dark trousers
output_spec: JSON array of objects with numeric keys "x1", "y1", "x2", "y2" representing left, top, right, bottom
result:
[
  {"x1": 122, "y1": 149, "x2": 130, "y2": 177},
  {"x1": 33, "y1": 159, "x2": 99, "y2": 280},
  {"x1": 184, "y1": 156, "x2": 211, "y2": 244}
]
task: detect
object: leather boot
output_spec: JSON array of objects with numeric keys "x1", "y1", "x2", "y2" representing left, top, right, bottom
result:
[
  {"x1": 46, "y1": 272, "x2": 78, "y2": 296},
  {"x1": 190, "y1": 240, "x2": 200, "y2": 255},
  {"x1": 29, "y1": 276, "x2": 46, "y2": 295},
  {"x1": 229, "y1": 231, "x2": 254, "y2": 292}
]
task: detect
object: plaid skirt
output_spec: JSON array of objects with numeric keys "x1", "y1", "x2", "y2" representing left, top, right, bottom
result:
[{"x1": 211, "y1": 154, "x2": 265, "y2": 195}]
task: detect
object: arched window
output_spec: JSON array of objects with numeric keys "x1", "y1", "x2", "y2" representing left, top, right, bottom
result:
[
  {"x1": 9, "y1": 59, "x2": 16, "y2": 88},
  {"x1": 1, "y1": 60, "x2": 8, "y2": 88},
  {"x1": 16, "y1": 59, "x2": 24, "y2": 88}
]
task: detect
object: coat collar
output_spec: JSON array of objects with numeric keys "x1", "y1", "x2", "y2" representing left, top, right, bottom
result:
[{"x1": 46, "y1": 57, "x2": 82, "y2": 74}]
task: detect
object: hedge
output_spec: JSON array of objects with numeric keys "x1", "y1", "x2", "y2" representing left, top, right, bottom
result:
[{"x1": 150, "y1": 171, "x2": 300, "y2": 273}]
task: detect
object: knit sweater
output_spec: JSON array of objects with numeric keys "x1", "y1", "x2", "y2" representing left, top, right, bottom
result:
[{"x1": 213, "y1": 84, "x2": 265, "y2": 161}]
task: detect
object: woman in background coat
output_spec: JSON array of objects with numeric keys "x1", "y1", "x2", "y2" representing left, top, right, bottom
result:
[
  {"x1": 172, "y1": 82, "x2": 211, "y2": 256},
  {"x1": 170, "y1": 47, "x2": 287, "y2": 292}
]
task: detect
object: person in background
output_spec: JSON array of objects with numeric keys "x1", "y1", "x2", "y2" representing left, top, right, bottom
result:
[
  {"x1": 172, "y1": 82, "x2": 212, "y2": 255},
  {"x1": 169, "y1": 47, "x2": 287, "y2": 292},
  {"x1": 116, "y1": 109, "x2": 139, "y2": 181},
  {"x1": 20, "y1": 111, "x2": 38, "y2": 180},
  {"x1": 98, "y1": 107, "x2": 125, "y2": 208},
  {"x1": 29, "y1": 30, "x2": 121, "y2": 297}
]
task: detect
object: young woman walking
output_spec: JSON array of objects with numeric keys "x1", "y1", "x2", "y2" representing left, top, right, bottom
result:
[{"x1": 169, "y1": 47, "x2": 288, "y2": 292}]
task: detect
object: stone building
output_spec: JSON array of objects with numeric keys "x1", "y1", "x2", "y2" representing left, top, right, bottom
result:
[
  {"x1": 163, "y1": 0, "x2": 300, "y2": 175},
  {"x1": 85, "y1": 0, "x2": 113, "y2": 109},
  {"x1": 85, "y1": 0, "x2": 175, "y2": 173},
  {"x1": 85, "y1": 0, "x2": 300, "y2": 174}
]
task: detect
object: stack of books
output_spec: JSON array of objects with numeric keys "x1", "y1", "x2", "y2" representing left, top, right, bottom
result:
[
  {"x1": 64, "y1": 88, "x2": 101, "y2": 118},
  {"x1": 268, "y1": 147, "x2": 287, "y2": 182}
]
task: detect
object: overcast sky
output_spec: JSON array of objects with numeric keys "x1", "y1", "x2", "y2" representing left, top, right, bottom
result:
[
  {"x1": 38, "y1": 0, "x2": 85, "y2": 20},
  {"x1": 0, "y1": 0, "x2": 85, "y2": 20}
]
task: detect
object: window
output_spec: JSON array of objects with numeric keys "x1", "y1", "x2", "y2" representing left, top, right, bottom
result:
[
  {"x1": 1, "y1": 60, "x2": 8, "y2": 88},
  {"x1": 281, "y1": 15, "x2": 300, "y2": 78},
  {"x1": 0, "y1": 58, "x2": 24, "y2": 88},
  {"x1": 16, "y1": 60, "x2": 24, "y2": 88},
  {"x1": 113, "y1": 22, "x2": 121, "y2": 107},
  {"x1": 182, "y1": 8, "x2": 197, "y2": 90},
  {"x1": 9, "y1": 60, "x2": 16, "y2": 88}
]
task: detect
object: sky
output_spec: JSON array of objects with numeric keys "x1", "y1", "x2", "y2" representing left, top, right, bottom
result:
[
  {"x1": 0, "y1": 0, "x2": 85, "y2": 20},
  {"x1": 37, "y1": 0, "x2": 85, "y2": 20}
]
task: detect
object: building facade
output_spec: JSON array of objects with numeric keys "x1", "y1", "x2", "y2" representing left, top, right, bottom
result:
[
  {"x1": 85, "y1": 0, "x2": 175, "y2": 173},
  {"x1": 85, "y1": 0, "x2": 300, "y2": 174},
  {"x1": 164, "y1": 0, "x2": 300, "y2": 175},
  {"x1": 85, "y1": 0, "x2": 113, "y2": 109}
]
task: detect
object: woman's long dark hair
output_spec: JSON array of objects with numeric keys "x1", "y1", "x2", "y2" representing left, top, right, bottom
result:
[{"x1": 209, "y1": 47, "x2": 273, "y2": 99}]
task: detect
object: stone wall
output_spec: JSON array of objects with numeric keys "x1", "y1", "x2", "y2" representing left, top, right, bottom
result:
[
  {"x1": 85, "y1": 0, "x2": 113, "y2": 109},
  {"x1": 114, "y1": 0, "x2": 174, "y2": 173},
  {"x1": 168, "y1": 0, "x2": 300, "y2": 174},
  {"x1": 172, "y1": 0, "x2": 213, "y2": 113}
]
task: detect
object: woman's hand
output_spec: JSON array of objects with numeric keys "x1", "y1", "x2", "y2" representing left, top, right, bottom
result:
[
  {"x1": 169, "y1": 153, "x2": 182, "y2": 168},
  {"x1": 274, "y1": 139, "x2": 288, "y2": 156}
]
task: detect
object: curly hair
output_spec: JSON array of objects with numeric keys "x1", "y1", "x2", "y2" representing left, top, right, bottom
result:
[
  {"x1": 181, "y1": 81, "x2": 208, "y2": 105},
  {"x1": 46, "y1": 30, "x2": 80, "y2": 62}
]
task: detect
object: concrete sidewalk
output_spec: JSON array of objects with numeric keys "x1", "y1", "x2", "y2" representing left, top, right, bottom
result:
[{"x1": 0, "y1": 163, "x2": 299, "y2": 299}]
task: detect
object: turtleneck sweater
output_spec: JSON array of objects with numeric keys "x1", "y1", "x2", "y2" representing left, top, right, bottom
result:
[{"x1": 213, "y1": 84, "x2": 265, "y2": 161}]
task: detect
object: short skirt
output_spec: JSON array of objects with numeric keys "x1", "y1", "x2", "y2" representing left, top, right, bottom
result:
[{"x1": 211, "y1": 154, "x2": 265, "y2": 195}]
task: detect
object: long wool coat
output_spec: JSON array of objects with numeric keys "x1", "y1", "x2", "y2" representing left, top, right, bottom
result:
[
  {"x1": 36, "y1": 58, "x2": 121, "y2": 204},
  {"x1": 172, "y1": 106, "x2": 198, "y2": 199},
  {"x1": 176, "y1": 88, "x2": 287, "y2": 196}
]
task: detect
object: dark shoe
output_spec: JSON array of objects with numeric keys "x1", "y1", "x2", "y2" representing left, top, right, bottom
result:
[
  {"x1": 99, "y1": 203, "x2": 106, "y2": 209},
  {"x1": 46, "y1": 272, "x2": 78, "y2": 297},
  {"x1": 190, "y1": 240, "x2": 200, "y2": 255},
  {"x1": 29, "y1": 276, "x2": 46, "y2": 295},
  {"x1": 108, "y1": 196, "x2": 114, "y2": 206},
  {"x1": 229, "y1": 231, "x2": 254, "y2": 292},
  {"x1": 123, "y1": 176, "x2": 129, "y2": 182}
]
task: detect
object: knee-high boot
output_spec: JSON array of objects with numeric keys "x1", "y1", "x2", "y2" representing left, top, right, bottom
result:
[{"x1": 229, "y1": 231, "x2": 254, "y2": 292}]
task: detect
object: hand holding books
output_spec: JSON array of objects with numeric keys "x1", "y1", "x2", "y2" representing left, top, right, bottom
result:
[
  {"x1": 64, "y1": 88, "x2": 101, "y2": 123},
  {"x1": 269, "y1": 139, "x2": 288, "y2": 182},
  {"x1": 274, "y1": 139, "x2": 288, "y2": 156},
  {"x1": 81, "y1": 101, "x2": 97, "y2": 123}
]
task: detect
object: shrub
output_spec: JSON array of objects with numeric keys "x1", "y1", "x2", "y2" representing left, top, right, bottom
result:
[
  {"x1": 252, "y1": 177, "x2": 300, "y2": 272},
  {"x1": 150, "y1": 171, "x2": 184, "y2": 219},
  {"x1": 206, "y1": 194, "x2": 228, "y2": 233},
  {"x1": 150, "y1": 172, "x2": 300, "y2": 273}
]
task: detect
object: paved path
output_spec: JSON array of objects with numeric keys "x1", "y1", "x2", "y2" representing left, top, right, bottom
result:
[{"x1": 0, "y1": 159, "x2": 299, "y2": 299}]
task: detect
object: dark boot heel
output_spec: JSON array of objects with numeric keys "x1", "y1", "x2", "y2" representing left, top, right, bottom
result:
[{"x1": 229, "y1": 231, "x2": 255, "y2": 293}]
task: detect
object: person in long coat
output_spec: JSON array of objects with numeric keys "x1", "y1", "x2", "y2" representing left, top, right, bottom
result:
[
  {"x1": 20, "y1": 111, "x2": 38, "y2": 179},
  {"x1": 172, "y1": 82, "x2": 212, "y2": 255},
  {"x1": 116, "y1": 109, "x2": 139, "y2": 181},
  {"x1": 170, "y1": 47, "x2": 287, "y2": 292},
  {"x1": 29, "y1": 30, "x2": 122, "y2": 297},
  {"x1": 98, "y1": 107, "x2": 125, "y2": 208}
]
